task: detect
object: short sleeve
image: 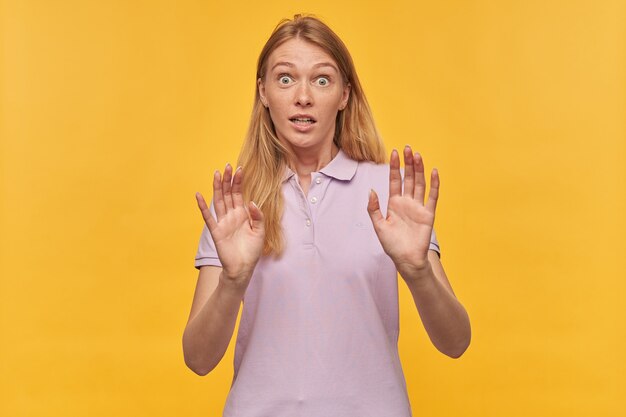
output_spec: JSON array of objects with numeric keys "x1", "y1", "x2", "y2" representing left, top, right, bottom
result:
[
  {"x1": 429, "y1": 229, "x2": 441, "y2": 257},
  {"x1": 194, "y1": 201, "x2": 223, "y2": 269}
]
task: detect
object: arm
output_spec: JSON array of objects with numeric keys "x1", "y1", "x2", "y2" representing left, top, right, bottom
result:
[
  {"x1": 183, "y1": 266, "x2": 246, "y2": 375},
  {"x1": 367, "y1": 146, "x2": 471, "y2": 358},
  {"x1": 401, "y1": 251, "x2": 471, "y2": 358},
  {"x1": 182, "y1": 164, "x2": 265, "y2": 375}
]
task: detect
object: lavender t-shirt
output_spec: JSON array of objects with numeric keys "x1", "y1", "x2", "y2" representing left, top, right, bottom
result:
[{"x1": 195, "y1": 150, "x2": 440, "y2": 417}]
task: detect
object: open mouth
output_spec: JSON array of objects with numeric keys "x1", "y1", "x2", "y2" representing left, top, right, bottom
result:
[{"x1": 289, "y1": 117, "x2": 316, "y2": 125}]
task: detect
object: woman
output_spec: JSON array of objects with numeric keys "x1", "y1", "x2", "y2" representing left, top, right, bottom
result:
[{"x1": 183, "y1": 14, "x2": 471, "y2": 416}]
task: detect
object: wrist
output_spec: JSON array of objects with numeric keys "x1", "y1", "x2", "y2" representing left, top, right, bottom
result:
[
  {"x1": 396, "y1": 259, "x2": 435, "y2": 286},
  {"x1": 218, "y1": 271, "x2": 250, "y2": 296}
]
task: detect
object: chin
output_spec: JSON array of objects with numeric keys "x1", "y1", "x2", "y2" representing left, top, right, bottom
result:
[{"x1": 278, "y1": 131, "x2": 332, "y2": 153}]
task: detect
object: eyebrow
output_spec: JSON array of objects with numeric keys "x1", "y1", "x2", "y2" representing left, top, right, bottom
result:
[
  {"x1": 271, "y1": 61, "x2": 294, "y2": 71},
  {"x1": 271, "y1": 61, "x2": 339, "y2": 73},
  {"x1": 313, "y1": 62, "x2": 340, "y2": 72}
]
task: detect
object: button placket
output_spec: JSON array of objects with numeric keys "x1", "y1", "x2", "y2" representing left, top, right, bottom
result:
[
  {"x1": 308, "y1": 175, "x2": 326, "y2": 205},
  {"x1": 290, "y1": 176, "x2": 315, "y2": 246},
  {"x1": 302, "y1": 174, "x2": 331, "y2": 245},
  {"x1": 312, "y1": 175, "x2": 332, "y2": 211},
  {"x1": 304, "y1": 179, "x2": 320, "y2": 244}
]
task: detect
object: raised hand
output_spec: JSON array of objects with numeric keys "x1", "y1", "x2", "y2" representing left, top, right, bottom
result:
[
  {"x1": 196, "y1": 164, "x2": 265, "y2": 287},
  {"x1": 367, "y1": 146, "x2": 439, "y2": 278}
]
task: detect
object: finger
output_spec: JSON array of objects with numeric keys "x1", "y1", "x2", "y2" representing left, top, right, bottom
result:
[
  {"x1": 425, "y1": 168, "x2": 439, "y2": 214},
  {"x1": 248, "y1": 201, "x2": 265, "y2": 232},
  {"x1": 367, "y1": 189, "x2": 384, "y2": 225},
  {"x1": 222, "y1": 164, "x2": 234, "y2": 210},
  {"x1": 212, "y1": 170, "x2": 226, "y2": 220},
  {"x1": 389, "y1": 149, "x2": 402, "y2": 198},
  {"x1": 196, "y1": 192, "x2": 218, "y2": 232},
  {"x1": 231, "y1": 166, "x2": 244, "y2": 207},
  {"x1": 414, "y1": 153, "x2": 426, "y2": 204},
  {"x1": 402, "y1": 146, "x2": 415, "y2": 198}
]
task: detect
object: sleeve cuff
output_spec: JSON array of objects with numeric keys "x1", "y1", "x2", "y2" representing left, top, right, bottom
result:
[{"x1": 194, "y1": 256, "x2": 222, "y2": 270}]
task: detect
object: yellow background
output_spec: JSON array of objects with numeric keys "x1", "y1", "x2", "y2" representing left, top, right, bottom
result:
[{"x1": 1, "y1": 0, "x2": 624, "y2": 416}]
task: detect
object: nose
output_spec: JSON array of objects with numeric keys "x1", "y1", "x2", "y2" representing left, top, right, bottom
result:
[{"x1": 295, "y1": 82, "x2": 313, "y2": 107}]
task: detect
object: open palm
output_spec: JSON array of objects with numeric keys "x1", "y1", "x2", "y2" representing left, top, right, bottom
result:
[
  {"x1": 367, "y1": 146, "x2": 439, "y2": 275},
  {"x1": 196, "y1": 165, "x2": 265, "y2": 285}
]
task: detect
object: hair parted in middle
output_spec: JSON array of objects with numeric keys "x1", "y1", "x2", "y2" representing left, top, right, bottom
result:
[{"x1": 237, "y1": 14, "x2": 386, "y2": 256}]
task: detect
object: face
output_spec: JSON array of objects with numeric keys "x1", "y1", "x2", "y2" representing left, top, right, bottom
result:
[{"x1": 258, "y1": 38, "x2": 350, "y2": 156}]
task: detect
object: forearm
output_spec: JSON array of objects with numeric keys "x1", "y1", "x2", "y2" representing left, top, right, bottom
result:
[
  {"x1": 400, "y1": 261, "x2": 471, "y2": 358},
  {"x1": 182, "y1": 274, "x2": 246, "y2": 375}
]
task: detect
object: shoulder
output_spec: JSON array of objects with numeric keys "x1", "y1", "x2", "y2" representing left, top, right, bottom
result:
[
  {"x1": 341, "y1": 160, "x2": 390, "y2": 206},
  {"x1": 355, "y1": 159, "x2": 389, "y2": 175},
  {"x1": 353, "y1": 160, "x2": 389, "y2": 185}
]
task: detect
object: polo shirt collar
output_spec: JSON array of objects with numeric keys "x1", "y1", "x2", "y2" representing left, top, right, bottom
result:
[
  {"x1": 281, "y1": 149, "x2": 358, "y2": 183},
  {"x1": 319, "y1": 149, "x2": 358, "y2": 181}
]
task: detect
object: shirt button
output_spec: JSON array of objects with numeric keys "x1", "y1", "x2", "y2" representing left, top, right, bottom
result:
[
  {"x1": 310, "y1": 196, "x2": 318, "y2": 204},
  {"x1": 305, "y1": 219, "x2": 311, "y2": 227},
  {"x1": 315, "y1": 178, "x2": 322, "y2": 184}
]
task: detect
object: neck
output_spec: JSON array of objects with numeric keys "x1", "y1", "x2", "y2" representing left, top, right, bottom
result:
[
  {"x1": 286, "y1": 142, "x2": 339, "y2": 195},
  {"x1": 291, "y1": 144, "x2": 338, "y2": 177}
]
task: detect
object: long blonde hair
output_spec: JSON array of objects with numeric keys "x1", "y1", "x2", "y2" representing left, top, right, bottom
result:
[{"x1": 238, "y1": 14, "x2": 386, "y2": 256}]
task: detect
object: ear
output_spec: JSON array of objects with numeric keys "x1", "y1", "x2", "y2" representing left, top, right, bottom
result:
[
  {"x1": 339, "y1": 83, "x2": 351, "y2": 110},
  {"x1": 258, "y1": 78, "x2": 268, "y2": 108}
]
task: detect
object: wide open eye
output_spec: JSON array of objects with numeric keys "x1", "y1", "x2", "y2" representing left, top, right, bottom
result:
[
  {"x1": 316, "y1": 76, "x2": 330, "y2": 86},
  {"x1": 279, "y1": 75, "x2": 293, "y2": 85}
]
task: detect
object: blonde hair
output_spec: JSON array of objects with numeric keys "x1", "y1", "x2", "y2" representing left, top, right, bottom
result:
[{"x1": 238, "y1": 14, "x2": 386, "y2": 256}]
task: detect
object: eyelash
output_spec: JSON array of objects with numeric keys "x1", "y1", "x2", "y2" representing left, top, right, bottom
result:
[
  {"x1": 277, "y1": 74, "x2": 331, "y2": 86},
  {"x1": 278, "y1": 75, "x2": 293, "y2": 85},
  {"x1": 316, "y1": 76, "x2": 330, "y2": 86}
]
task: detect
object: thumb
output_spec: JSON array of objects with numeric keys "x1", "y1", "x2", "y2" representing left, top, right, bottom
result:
[
  {"x1": 248, "y1": 201, "x2": 265, "y2": 232},
  {"x1": 367, "y1": 189, "x2": 384, "y2": 226},
  {"x1": 196, "y1": 192, "x2": 218, "y2": 232}
]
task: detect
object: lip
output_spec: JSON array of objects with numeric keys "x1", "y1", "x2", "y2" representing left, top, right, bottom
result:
[{"x1": 289, "y1": 114, "x2": 316, "y2": 132}]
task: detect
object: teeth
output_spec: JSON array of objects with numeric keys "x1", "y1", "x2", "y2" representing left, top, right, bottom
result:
[{"x1": 291, "y1": 118, "x2": 314, "y2": 123}]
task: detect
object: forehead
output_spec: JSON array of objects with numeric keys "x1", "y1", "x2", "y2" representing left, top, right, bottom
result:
[{"x1": 267, "y1": 38, "x2": 339, "y2": 70}]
